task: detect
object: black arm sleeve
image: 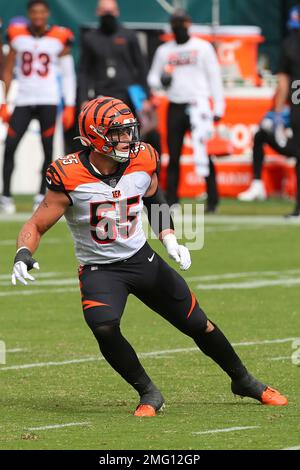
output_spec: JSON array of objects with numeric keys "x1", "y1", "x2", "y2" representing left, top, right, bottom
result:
[{"x1": 143, "y1": 186, "x2": 174, "y2": 237}]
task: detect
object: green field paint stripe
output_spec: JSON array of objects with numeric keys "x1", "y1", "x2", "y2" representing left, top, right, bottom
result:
[
  {"x1": 192, "y1": 426, "x2": 259, "y2": 435},
  {"x1": 28, "y1": 422, "x2": 90, "y2": 431},
  {"x1": 0, "y1": 337, "x2": 297, "y2": 371}
]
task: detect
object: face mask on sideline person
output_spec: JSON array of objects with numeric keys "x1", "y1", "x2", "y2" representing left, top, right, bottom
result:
[
  {"x1": 171, "y1": 24, "x2": 189, "y2": 44},
  {"x1": 100, "y1": 14, "x2": 118, "y2": 34}
]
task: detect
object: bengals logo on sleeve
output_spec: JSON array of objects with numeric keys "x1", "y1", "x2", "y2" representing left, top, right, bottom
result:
[{"x1": 46, "y1": 164, "x2": 65, "y2": 192}]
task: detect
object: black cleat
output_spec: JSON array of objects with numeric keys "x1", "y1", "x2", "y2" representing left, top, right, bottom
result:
[{"x1": 284, "y1": 209, "x2": 300, "y2": 220}]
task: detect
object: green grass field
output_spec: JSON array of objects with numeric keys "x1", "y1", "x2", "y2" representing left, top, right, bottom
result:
[{"x1": 0, "y1": 197, "x2": 299, "y2": 450}]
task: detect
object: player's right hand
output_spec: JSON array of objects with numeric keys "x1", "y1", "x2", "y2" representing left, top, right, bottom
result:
[{"x1": 11, "y1": 247, "x2": 40, "y2": 286}]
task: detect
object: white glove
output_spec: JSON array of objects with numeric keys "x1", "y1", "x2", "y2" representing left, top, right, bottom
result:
[
  {"x1": 11, "y1": 247, "x2": 40, "y2": 286},
  {"x1": 163, "y1": 233, "x2": 191, "y2": 271}
]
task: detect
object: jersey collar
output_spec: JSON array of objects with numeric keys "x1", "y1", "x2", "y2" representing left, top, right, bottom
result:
[{"x1": 79, "y1": 150, "x2": 130, "y2": 188}]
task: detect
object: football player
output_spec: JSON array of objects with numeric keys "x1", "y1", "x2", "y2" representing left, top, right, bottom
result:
[
  {"x1": 0, "y1": 0, "x2": 76, "y2": 214},
  {"x1": 11, "y1": 96, "x2": 288, "y2": 416}
]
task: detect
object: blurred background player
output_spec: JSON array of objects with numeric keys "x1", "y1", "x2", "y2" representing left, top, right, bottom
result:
[
  {"x1": 65, "y1": 0, "x2": 161, "y2": 155},
  {"x1": 78, "y1": 0, "x2": 149, "y2": 113},
  {"x1": 147, "y1": 8, "x2": 224, "y2": 210},
  {"x1": 238, "y1": 5, "x2": 300, "y2": 219},
  {"x1": 0, "y1": 0, "x2": 76, "y2": 214}
]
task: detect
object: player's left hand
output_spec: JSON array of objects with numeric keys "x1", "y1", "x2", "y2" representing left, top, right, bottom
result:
[
  {"x1": 163, "y1": 233, "x2": 191, "y2": 270},
  {"x1": 11, "y1": 247, "x2": 40, "y2": 286},
  {"x1": 62, "y1": 106, "x2": 76, "y2": 131}
]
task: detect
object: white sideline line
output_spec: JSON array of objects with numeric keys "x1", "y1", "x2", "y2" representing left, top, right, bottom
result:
[
  {"x1": 28, "y1": 422, "x2": 90, "y2": 431},
  {"x1": 282, "y1": 445, "x2": 300, "y2": 450},
  {"x1": 0, "y1": 337, "x2": 296, "y2": 371},
  {"x1": 192, "y1": 426, "x2": 259, "y2": 435}
]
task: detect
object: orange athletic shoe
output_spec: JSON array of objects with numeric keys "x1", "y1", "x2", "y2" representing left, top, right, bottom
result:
[
  {"x1": 231, "y1": 373, "x2": 288, "y2": 406},
  {"x1": 134, "y1": 404, "x2": 157, "y2": 417},
  {"x1": 260, "y1": 387, "x2": 288, "y2": 406},
  {"x1": 133, "y1": 385, "x2": 165, "y2": 417}
]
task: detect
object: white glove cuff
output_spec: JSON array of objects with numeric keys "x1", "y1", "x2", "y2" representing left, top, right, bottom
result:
[{"x1": 162, "y1": 233, "x2": 178, "y2": 251}]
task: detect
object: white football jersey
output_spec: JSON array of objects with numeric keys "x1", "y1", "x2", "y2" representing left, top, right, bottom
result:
[
  {"x1": 8, "y1": 23, "x2": 74, "y2": 106},
  {"x1": 46, "y1": 145, "x2": 159, "y2": 265},
  {"x1": 148, "y1": 37, "x2": 225, "y2": 116}
]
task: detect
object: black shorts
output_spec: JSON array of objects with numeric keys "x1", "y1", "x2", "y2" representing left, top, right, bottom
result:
[{"x1": 79, "y1": 242, "x2": 207, "y2": 336}]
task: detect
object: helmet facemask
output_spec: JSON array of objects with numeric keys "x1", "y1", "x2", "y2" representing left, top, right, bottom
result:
[{"x1": 90, "y1": 120, "x2": 140, "y2": 163}]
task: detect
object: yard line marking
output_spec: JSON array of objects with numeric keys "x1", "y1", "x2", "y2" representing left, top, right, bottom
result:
[
  {"x1": 192, "y1": 426, "x2": 259, "y2": 435},
  {"x1": 2, "y1": 269, "x2": 300, "y2": 290},
  {"x1": 0, "y1": 356, "x2": 102, "y2": 370},
  {"x1": 0, "y1": 272, "x2": 61, "y2": 280},
  {"x1": 202, "y1": 215, "x2": 298, "y2": 225},
  {"x1": 282, "y1": 445, "x2": 300, "y2": 450},
  {"x1": 7, "y1": 348, "x2": 27, "y2": 353},
  {"x1": 195, "y1": 277, "x2": 300, "y2": 290},
  {"x1": 0, "y1": 337, "x2": 296, "y2": 371},
  {"x1": 270, "y1": 356, "x2": 291, "y2": 361},
  {"x1": 0, "y1": 213, "x2": 65, "y2": 222},
  {"x1": 0, "y1": 278, "x2": 78, "y2": 287},
  {"x1": 0, "y1": 213, "x2": 295, "y2": 225},
  {"x1": 28, "y1": 422, "x2": 90, "y2": 431},
  {"x1": 234, "y1": 337, "x2": 298, "y2": 346},
  {"x1": 0, "y1": 238, "x2": 63, "y2": 247},
  {"x1": 0, "y1": 287, "x2": 79, "y2": 297},
  {"x1": 186, "y1": 269, "x2": 300, "y2": 282}
]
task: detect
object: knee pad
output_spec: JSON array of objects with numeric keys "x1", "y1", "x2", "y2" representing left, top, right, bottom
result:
[{"x1": 93, "y1": 321, "x2": 120, "y2": 343}]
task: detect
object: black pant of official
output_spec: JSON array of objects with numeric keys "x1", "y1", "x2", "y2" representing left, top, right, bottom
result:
[
  {"x1": 166, "y1": 102, "x2": 218, "y2": 209},
  {"x1": 2, "y1": 105, "x2": 57, "y2": 197},
  {"x1": 253, "y1": 128, "x2": 300, "y2": 211}
]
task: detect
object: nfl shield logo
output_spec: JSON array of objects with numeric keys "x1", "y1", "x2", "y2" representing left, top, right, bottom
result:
[{"x1": 109, "y1": 178, "x2": 117, "y2": 188}]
